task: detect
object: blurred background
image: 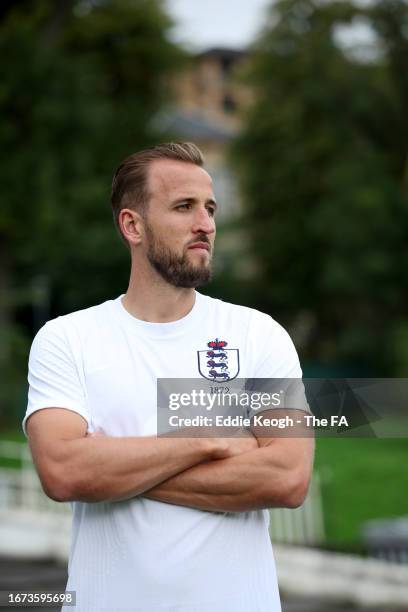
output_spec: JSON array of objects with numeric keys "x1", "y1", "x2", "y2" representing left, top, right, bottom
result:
[{"x1": 0, "y1": 0, "x2": 407, "y2": 610}]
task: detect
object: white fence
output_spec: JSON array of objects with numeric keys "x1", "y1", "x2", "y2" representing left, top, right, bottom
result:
[
  {"x1": 0, "y1": 441, "x2": 70, "y2": 515},
  {"x1": 270, "y1": 472, "x2": 325, "y2": 545},
  {"x1": 0, "y1": 441, "x2": 325, "y2": 545}
]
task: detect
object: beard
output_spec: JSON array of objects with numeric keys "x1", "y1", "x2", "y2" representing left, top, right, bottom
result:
[{"x1": 144, "y1": 223, "x2": 213, "y2": 288}]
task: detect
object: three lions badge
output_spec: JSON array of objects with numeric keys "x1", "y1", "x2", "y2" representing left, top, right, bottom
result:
[{"x1": 197, "y1": 338, "x2": 240, "y2": 382}]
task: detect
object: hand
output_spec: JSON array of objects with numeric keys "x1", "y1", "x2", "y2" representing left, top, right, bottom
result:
[
  {"x1": 86, "y1": 429, "x2": 105, "y2": 438},
  {"x1": 86, "y1": 428, "x2": 258, "y2": 461},
  {"x1": 161, "y1": 425, "x2": 258, "y2": 460},
  {"x1": 214, "y1": 428, "x2": 258, "y2": 459}
]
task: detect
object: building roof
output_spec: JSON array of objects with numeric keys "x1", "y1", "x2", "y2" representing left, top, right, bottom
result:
[
  {"x1": 196, "y1": 47, "x2": 246, "y2": 61},
  {"x1": 154, "y1": 110, "x2": 236, "y2": 142}
]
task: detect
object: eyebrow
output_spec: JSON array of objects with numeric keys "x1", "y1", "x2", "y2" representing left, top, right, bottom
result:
[{"x1": 172, "y1": 197, "x2": 218, "y2": 210}]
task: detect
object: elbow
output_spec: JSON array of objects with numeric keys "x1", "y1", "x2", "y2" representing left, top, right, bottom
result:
[
  {"x1": 39, "y1": 464, "x2": 75, "y2": 503},
  {"x1": 44, "y1": 485, "x2": 71, "y2": 503},
  {"x1": 42, "y1": 469, "x2": 105, "y2": 503},
  {"x1": 282, "y1": 468, "x2": 311, "y2": 509}
]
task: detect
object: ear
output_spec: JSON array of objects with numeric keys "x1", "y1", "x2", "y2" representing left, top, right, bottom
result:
[{"x1": 119, "y1": 208, "x2": 144, "y2": 246}]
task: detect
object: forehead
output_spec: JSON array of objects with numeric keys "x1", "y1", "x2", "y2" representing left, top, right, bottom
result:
[{"x1": 147, "y1": 159, "x2": 213, "y2": 200}]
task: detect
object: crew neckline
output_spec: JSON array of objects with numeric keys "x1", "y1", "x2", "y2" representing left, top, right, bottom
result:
[{"x1": 111, "y1": 290, "x2": 206, "y2": 338}]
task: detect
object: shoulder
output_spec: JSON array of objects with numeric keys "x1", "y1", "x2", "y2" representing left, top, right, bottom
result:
[
  {"x1": 199, "y1": 292, "x2": 288, "y2": 338},
  {"x1": 199, "y1": 293, "x2": 301, "y2": 376},
  {"x1": 31, "y1": 299, "x2": 115, "y2": 350}
]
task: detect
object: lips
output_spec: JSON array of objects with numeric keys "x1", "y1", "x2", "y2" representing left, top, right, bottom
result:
[{"x1": 188, "y1": 242, "x2": 210, "y2": 251}]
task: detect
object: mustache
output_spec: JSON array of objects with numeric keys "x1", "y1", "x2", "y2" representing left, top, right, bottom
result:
[{"x1": 187, "y1": 234, "x2": 211, "y2": 247}]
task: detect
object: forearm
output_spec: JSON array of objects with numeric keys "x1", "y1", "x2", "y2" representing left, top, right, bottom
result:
[
  {"x1": 144, "y1": 439, "x2": 313, "y2": 512},
  {"x1": 37, "y1": 435, "x2": 218, "y2": 504}
]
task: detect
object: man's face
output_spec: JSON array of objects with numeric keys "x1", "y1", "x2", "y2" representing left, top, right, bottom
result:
[{"x1": 142, "y1": 159, "x2": 217, "y2": 288}]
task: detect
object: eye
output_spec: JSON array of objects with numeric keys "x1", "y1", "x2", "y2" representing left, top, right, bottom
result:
[
  {"x1": 177, "y1": 202, "x2": 192, "y2": 211},
  {"x1": 207, "y1": 206, "x2": 216, "y2": 217}
]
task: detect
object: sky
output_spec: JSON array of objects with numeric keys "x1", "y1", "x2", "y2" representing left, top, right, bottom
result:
[
  {"x1": 165, "y1": 0, "x2": 272, "y2": 51},
  {"x1": 164, "y1": 0, "x2": 379, "y2": 59}
]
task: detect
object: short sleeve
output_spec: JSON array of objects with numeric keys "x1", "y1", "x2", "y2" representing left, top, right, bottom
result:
[
  {"x1": 255, "y1": 317, "x2": 302, "y2": 379},
  {"x1": 23, "y1": 319, "x2": 90, "y2": 436},
  {"x1": 246, "y1": 313, "x2": 310, "y2": 416}
]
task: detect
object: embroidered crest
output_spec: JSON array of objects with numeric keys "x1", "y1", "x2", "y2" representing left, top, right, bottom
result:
[{"x1": 197, "y1": 338, "x2": 240, "y2": 382}]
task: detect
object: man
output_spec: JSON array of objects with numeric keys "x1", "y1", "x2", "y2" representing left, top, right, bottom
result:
[{"x1": 24, "y1": 142, "x2": 314, "y2": 611}]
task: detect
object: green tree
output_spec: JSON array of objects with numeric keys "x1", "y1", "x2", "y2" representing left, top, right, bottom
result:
[
  {"x1": 0, "y1": 0, "x2": 184, "y2": 424},
  {"x1": 232, "y1": 0, "x2": 408, "y2": 374}
]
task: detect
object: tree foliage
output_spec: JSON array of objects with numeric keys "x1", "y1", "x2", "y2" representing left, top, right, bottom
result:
[
  {"x1": 232, "y1": 0, "x2": 408, "y2": 374},
  {"x1": 0, "y1": 0, "x2": 184, "y2": 422}
]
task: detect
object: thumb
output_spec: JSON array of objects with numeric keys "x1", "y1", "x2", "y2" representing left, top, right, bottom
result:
[{"x1": 86, "y1": 428, "x2": 105, "y2": 438}]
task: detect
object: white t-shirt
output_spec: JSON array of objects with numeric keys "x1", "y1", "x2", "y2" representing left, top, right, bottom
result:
[{"x1": 24, "y1": 291, "x2": 302, "y2": 612}]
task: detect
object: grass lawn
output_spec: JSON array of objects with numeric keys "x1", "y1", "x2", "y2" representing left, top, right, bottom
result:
[
  {"x1": 0, "y1": 429, "x2": 27, "y2": 468},
  {"x1": 315, "y1": 437, "x2": 408, "y2": 545},
  {"x1": 0, "y1": 430, "x2": 25, "y2": 443}
]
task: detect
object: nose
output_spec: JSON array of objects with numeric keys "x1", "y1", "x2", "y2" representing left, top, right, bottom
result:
[{"x1": 191, "y1": 206, "x2": 216, "y2": 236}]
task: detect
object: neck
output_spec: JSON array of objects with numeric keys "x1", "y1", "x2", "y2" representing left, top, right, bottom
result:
[{"x1": 122, "y1": 258, "x2": 196, "y2": 323}]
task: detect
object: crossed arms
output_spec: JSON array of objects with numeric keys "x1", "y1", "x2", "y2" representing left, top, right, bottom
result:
[{"x1": 27, "y1": 408, "x2": 314, "y2": 512}]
